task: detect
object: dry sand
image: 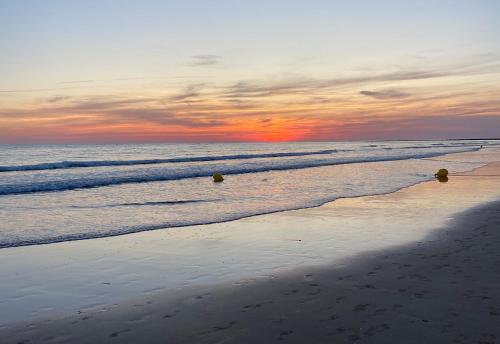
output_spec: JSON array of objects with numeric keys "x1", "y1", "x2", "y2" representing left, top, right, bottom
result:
[{"x1": 2, "y1": 165, "x2": 500, "y2": 343}]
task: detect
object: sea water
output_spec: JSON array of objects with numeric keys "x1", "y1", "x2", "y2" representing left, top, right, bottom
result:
[{"x1": 0, "y1": 140, "x2": 499, "y2": 248}]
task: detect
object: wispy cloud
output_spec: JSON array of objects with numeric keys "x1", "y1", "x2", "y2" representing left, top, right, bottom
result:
[
  {"x1": 223, "y1": 58, "x2": 500, "y2": 99},
  {"x1": 223, "y1": 70, "x2": 444, "y2": 98},
  {"x1": 0, "y1": 86, "x2": 79, "y2": 94},
  {"x1": 100, "y1": 108, "x2": 228, "y2": 128},
  {"x1": 57, "y1": 80, "x2": 94, "y2": 85},
  {"x1": 190, "y1": 54, "x2": 222, "y2": 66},
  {"x1": 61, "y1": 97, "x2": 156, "y2": 112},
  {"x1": 168, "y1": 84, "x2": 206, "y2": 102},
  {"x1": 333, "y1": 114, "x2": 500, "y2": 140},
  {"x1": 359, "y1": 89, "x2": 410, "y2": 100},
  {"x1": 46, "y1": 95, "x2": 71, "y2": 103},
  {"x1": 0, "y1": 94, "x2": 230, "y2": 129}
]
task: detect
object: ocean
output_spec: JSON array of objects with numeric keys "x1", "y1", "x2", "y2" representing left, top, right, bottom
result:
[{"x1": 0, "y1": 140, "x2": 498, "y2": 248}]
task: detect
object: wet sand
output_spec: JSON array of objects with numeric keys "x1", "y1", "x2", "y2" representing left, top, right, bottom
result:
[{"x1": 2, "y1": 164, "x2": 500, "y2": 343}]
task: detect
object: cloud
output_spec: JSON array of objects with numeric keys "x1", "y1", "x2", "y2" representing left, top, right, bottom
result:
[
  {"x1": 169, "y1": 91, "x2": 199, "y2": 101},
  {"x1": 190, "y1": 54, "x2": 222, "y2": 66},
  {"x1": 223, "y1": 70, "x2": 445, "y2": 98},
  {"x1": 359, "y1": 89, "x2": 410, "y2": 99},
  {"x1": 57, "y1": 80, "x2": 94, "y2": 85},
  {"x1": 168, "y1": 84, "x2": 205, "y2": 101},
  {"x1": 100, "y1": 108, "x2": 228, "y2": 128},
  {"x1": 259, "y1": 118, "x2": 273, "y2": 127},
  {"x1": 223, "y1": 58, "x2": 500, "y2": 99},
  {"x1": 340, "y1": 114, "x2": 500, "y2": 140},
  {"x1": 273, "y1": 113, "x2": 500, "y2": 142},
  {"x1": 46, "y1": 95, "x2": 71, "y2": 103},
  {"x1": 0, "y1": 87, "x2": 77, "y2": 94},
  {"x1": 0, "y1": 93, "x2": 232, "y2": 130},
  {"x1": 61, "y1": 97, "x2": 156, "y2": 111}
]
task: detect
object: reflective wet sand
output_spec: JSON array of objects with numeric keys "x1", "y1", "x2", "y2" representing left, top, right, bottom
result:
[{"x1": 0, "y1": 156, "x2": 499, "y2": 330}]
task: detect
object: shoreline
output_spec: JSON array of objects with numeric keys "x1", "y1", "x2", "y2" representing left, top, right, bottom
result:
[
  {"x1": 0, "y1": 174, "x2": 452, "y2": 250},
  {"x1": 1, "y1": 147, "x2": 495, "y2": 250},
  {"x1": 1, "y1": 161, "x2": 500, "y2": 342},
  {"x1": 3, "y1": 188, "x2": 500, "y2": 342}
]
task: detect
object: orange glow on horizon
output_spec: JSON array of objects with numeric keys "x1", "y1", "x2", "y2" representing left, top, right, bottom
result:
[{"x1": 1, "y1": 75, "x2": 499, "y2": 143}]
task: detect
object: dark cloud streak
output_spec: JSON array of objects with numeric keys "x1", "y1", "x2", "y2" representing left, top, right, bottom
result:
[
  {"x1": 360, "y1": 89, "x2": 410, "y2": 99},
  {"x1": 225, "y1": 70, "x2": 447, "y2": 98},
  {"x1": 46, "y1": 95, "x2": 71, "y2": 103}
]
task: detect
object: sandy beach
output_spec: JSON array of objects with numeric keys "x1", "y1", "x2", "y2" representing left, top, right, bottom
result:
[{"x1": 1, "y1": 161, "x2": 499, "y2": 343}]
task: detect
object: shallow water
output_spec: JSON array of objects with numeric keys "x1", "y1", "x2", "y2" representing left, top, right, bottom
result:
[{"x1": 0, "y1": 140, "x2": 499, "y2": 248}]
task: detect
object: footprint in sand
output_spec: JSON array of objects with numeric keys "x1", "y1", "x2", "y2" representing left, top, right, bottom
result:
[
  {"x1": 242, "y1": 303, "x2": 262, "y2": 310},
  {"x1": 353, "y1": 304, "x2": 375, "y2": 312},
  {"x1": 278, "y1": 330, "x2": 293, "y2": 340},
  {"x1": 364, "y1": 324, "x2": 390, "y2": 336},
  {"x1": 212, "y1": 321, "x2": 236, "y2": 332},
  {"x1": 109, "y1": 328, "x2": 131, "y2": 338},
  {"x1": 373, "y1": 308, "x2": 387, "y2": 315},
  {"x1": 284, "y1": 289, "x2": 299, "y2": 296},
  {"x1": 308, "y1": 289, "x2": 321, "y2": 296}
]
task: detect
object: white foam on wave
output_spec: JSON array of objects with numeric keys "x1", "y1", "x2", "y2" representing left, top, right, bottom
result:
[
  {"x1": 0, "y1": 148, "x2": 479, "y2": 195},
  {"x1": 0, "y1": 149, "x2": 340, "y2": 172}
]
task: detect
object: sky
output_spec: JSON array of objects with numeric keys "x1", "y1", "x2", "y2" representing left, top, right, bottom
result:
[{"x1": 1, "y1": 0, "x2": 500, "y2": 143}]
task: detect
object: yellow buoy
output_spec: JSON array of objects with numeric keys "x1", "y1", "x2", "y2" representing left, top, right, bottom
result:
[
  {"x1": 212, "y1": 173, "x2": 224, "y2": 183},
  {"x1": 434, "y1": 168, "x2": 448, "y2": 179}
]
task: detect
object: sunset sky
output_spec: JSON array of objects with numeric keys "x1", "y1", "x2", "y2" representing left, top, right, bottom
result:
[{"x1": 1, "y1": 0, "x2": 500, "y2": 143}]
